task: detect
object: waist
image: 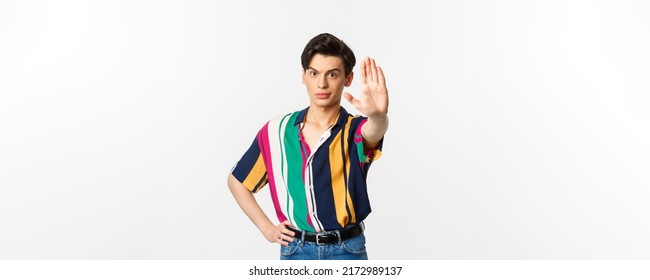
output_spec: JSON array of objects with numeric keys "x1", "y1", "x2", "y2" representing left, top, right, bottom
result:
[{"x1": 287, "y1": 223, "x2": 365, "y2": 245}]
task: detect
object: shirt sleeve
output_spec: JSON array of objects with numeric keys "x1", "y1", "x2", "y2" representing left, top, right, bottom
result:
[
  {"x1": 353, "y1": 118, "x2": 384, "y2": 164},
  {"x1": 230, "y1": 134, "x2": 268, "y2": 193}
]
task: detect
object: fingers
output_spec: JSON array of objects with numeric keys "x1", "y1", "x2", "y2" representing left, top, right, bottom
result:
[
  {"x1": 277, "y1": 233, "x2": 294, "y2": 246},
  {"x1": 364, "y1": 57, "x2": 373, "y2": 83},
  {"x1": 370, "y1": 58, "x2": 378, "y2": 83},
  {"x1": 377, "y1": 66, "x2": 386, "y2": 87},
  {"x1": 277, "y1": 235, "x2": 291, "y2": 246},
  {"x1": 361, "y1": 57, "x2": 380, "y2": 84},
  {"x1": 280, "y1": 225, "x2": 296, "y2": 237},
  {"x1": 279, "y1": 220, "x2": 296, "y2": 237},
  {"x1": 280, "y1": 220, "x2": 294, "y2": 227},
  {"x1": 276, "y1": 221, "x2": 296, "y2": 245}
]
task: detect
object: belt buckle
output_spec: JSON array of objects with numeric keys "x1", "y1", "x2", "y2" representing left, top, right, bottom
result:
[{"x1": 316, "y1": 233, "x2": 325, "y2": 245}]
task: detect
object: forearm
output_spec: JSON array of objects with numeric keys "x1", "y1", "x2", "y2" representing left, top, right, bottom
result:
[
  {"x1": 362, "y1": 115, "x2": 389, "y2": 148},
  {"x1": 227, "y1": 174, "x2": 275, "y2": 235}
]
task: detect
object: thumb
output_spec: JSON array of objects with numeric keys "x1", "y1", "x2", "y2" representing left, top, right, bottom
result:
[{"x1": 344, "y1": 92, "x2": 361, "y2": 108}]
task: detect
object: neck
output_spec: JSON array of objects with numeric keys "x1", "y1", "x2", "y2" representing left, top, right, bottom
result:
[{"x1": 306, "y1": 106, "x2": 339, "y2": 127}]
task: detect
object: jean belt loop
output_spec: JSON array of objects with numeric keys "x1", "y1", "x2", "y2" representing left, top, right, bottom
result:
[
  {"x1": 300, "y1": 230, "x2": 305, "y2": 246},
  {"x1": 335, "y1": 230, "x2": 342, "y2": 245}
]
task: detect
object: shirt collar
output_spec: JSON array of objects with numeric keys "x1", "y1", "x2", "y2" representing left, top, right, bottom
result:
[{"x1": 294, "y1": 106, "x2": 349, "y2": 127}]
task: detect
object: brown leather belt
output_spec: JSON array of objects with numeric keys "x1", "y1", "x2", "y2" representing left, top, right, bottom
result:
[{"x1": 287, "y1": 223, "x2": 364, "y2": 245}]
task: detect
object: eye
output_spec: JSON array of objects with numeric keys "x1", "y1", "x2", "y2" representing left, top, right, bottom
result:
[
  {"x1": 309, "y1": 71, "x2": 317, "y2": 77},
  {"x1": 328, "y1": 72, "x2": 337, "y2": 78}
]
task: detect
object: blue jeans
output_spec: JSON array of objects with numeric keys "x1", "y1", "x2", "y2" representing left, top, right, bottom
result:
[{"x1": 280, "y1": 232, "x2": 368, "y2": 260}]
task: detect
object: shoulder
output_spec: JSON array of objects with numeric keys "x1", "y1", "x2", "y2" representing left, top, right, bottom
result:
[
  {"x1": 258, "y1": 109, "x2": 303, "y2": 132},
  {"x1": 339, "y1": 106, "x2": 367, "y2": 127},
  {"x1": 266, "y1": 110, "x2": 301, "y2": 125},
  {"x1": 268, "y1": 111, "x2": 298, "y2": 122},
  {"x1": 344, "y1": 113, "x2": 368, "y2": 128}
]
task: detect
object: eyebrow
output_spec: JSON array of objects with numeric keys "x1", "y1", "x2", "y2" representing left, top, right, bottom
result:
[{"x1": 307, "y1": 67, "x2": 341, "y2": 73}]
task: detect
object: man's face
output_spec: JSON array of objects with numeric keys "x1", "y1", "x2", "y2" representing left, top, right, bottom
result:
[{"x1": 302, "y1": 54, "x2": 353, "y2": 109}]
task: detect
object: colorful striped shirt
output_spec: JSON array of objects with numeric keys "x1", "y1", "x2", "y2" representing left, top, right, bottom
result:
[{"x1": 231, "y1": 106, "x2": 383, "y2": 232}]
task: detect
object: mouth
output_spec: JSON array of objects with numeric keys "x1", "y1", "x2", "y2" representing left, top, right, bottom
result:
[{"x1": 315, "y1": 92, "x2": 330, "y2": 99}]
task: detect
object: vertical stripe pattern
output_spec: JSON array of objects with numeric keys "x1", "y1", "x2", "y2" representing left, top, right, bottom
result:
[{"x1": 231, "y1": 107, "x2": 383, "y2": 232}]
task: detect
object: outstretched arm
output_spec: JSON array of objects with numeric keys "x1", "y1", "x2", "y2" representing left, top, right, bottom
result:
[{"x1": 343, "y1": 57, "x2": 389, "y2": 148}]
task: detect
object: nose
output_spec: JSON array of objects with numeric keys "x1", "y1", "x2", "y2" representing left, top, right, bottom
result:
[{"x1": 317, "y1": 75, "x2": 328, "y2": 89}]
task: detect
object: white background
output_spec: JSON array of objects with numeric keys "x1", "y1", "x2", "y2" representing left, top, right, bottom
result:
[{"x1": 1, "y1": 0, "x2": 649, "y2": 260}]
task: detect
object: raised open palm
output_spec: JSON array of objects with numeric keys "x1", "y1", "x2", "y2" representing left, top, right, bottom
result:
[{"x1": 344, "y1": 57, "x2": 389, "y2": 118}]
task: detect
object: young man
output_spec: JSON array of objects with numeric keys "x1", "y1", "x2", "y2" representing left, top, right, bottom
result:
[{"x1": 227, "y1": 33, "x2": 389, "y2": 260}]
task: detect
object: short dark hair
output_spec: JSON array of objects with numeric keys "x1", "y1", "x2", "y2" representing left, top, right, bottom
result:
[{"x1": 301, "y1": 33, "x2": 356, "y2": 76}]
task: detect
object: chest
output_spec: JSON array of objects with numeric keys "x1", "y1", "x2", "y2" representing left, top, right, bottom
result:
[{"x1": 300, "y1": 124, "x2": 333, "y2": 152}]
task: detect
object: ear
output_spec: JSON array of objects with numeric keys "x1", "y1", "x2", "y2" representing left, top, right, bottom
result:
[
  {"x1": 344, "y1": 71, "x2": 354, "y2": 87},
  {"x1": 301, "y1": 69, "x2": 306, "y2": 84}
]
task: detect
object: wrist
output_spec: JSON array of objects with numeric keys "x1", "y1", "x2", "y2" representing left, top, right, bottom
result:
[
  {"x1": 259, "y1": 221, "x2": 275, "y2": 235},
  {"x1": 368, "y1": 114, "x2": 388, "y2": 122}
]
